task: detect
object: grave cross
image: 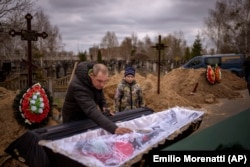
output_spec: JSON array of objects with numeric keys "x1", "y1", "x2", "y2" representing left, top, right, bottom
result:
[
  {"x1": 152, "y1": 35, "x2": 168, "y2": 94},
  {"x1": 9, "y1": 13, "x2": 48, "y2": 86}
]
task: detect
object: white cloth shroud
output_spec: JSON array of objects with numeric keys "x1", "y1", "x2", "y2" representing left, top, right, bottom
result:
[{"x1": 39, "y1": 106, "x2": 204, "y2": 167}]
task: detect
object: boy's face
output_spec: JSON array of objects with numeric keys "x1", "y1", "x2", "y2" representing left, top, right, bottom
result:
[{"x1": 124, "y1": 75, "x2": 135, "y2": 84}]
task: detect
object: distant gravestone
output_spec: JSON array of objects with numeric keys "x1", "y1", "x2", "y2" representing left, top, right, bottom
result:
[
  {"x1": 152, "y1": 63, "x2": 157, "y2": 72},
  {"x1": 0, "y1": 70, "x2": 5, "y2": 82}
]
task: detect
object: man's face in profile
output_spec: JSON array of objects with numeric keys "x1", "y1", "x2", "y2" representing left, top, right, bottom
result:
[{"x1": 90, "y1": 72, "x2": 109, "y2": 90}]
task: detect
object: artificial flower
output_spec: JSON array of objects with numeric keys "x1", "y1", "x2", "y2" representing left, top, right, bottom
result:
[{"x1": 13, "y1": 83, "x2": 52, "y2": 129}]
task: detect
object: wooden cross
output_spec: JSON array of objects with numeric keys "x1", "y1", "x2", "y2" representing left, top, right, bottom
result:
[
  {"x1": 9, "y1": 13, "x2": 48, "y2": 86},
  {"x1": 152, "y1": 35, "x2": 168, "y2": 94}
]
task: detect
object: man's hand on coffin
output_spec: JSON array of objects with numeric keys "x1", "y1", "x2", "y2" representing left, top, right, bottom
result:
[{"x1": 115, "y1": 127, "x2": 133, "y2": 135}]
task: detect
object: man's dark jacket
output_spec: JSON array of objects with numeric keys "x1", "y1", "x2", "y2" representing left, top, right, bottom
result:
[{"x1": 62, "y1": 62, "x2": 117, "y2": 134}]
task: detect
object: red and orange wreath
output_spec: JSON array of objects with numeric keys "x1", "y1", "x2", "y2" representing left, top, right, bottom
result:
[
  {"x1": 214, "y1": 64, "x2": 222, "y2": 83},
  {"x1": 206, "y1": 64, "x2": 222, "y2": 85},
  {"x1": 206, "y1": 65, "x2": 216, "y2": 84},
  {"x1": 13, "y1": 83, "x2": 53, "y2": 129}
]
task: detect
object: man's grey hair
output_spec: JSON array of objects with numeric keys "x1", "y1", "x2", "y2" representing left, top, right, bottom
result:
[{"x1": 92, "y1": 64, "x2": 109, "y2": 76}]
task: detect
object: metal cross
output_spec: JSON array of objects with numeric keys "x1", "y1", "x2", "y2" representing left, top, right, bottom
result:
[
  {"x1": 152, "y1": 35, "x2": 168, "y2": 94},
  {"x1": 9, "y1": 13, "x2": 48, "y2": 86}
]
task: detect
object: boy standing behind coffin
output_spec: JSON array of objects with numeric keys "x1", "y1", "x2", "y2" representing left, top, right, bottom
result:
[{"x1": 114, "y1": 66, "x2": 145, "y2": 113}]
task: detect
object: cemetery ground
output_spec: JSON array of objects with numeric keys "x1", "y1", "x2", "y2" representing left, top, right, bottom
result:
[{"x1": 0, "y1": 68, "x2": 249, "y2": 166}]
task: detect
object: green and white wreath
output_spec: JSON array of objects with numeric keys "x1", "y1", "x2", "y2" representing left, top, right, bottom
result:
[{"x1": 13, "y1": 83, "x2": 53, "y2": 129}]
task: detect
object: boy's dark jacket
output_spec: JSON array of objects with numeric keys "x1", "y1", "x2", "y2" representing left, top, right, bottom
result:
[{"x1": 62, "y1": 62, "x2": 117, "y2": 134}]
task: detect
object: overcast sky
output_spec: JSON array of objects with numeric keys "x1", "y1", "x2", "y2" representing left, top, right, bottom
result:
[{"x1": 34, "y1": 0, "x2": 218, "y2": 54}]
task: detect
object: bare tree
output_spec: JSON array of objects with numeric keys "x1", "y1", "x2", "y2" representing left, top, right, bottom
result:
[
  {"x1": 204, "y1": 1, "x2": 226, "y2": 53},
  {"x1": 143, "y1": 35, "x2": 155, "y2": 61},
  {"x1": 204, "y1": 0, "x2": 250, "y2": 55},
  {"x1": 0, "y1": 1, "x2": 62, "y2": 61},
  {"x1": 33, "y1": 10, "x2": 62, "y2": 58},
  {"x1": 0, "y1": 0, "x2": 33, "y2": 20},
  {"x1": 0, "y1": 0, "x2": 33, "y2": 59},
  {"x1": 162, "y1": 31, "x2": 187, "y2": 62},
  {"x1": 120, "y1": 37, "x2": 133, "y2": 62},
  {"x1": 131, "y1": 32, "x2": 138, "y2": 47},
  {"x1": 100, "y1": 31, "x2": 119, "y2": 60},
  {"x1": 130, "y1": 33, "x2": 138, "y2": 56}
]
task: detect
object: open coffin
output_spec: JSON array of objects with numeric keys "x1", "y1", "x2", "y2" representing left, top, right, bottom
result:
[
  {"x1": 5, "y1": 107, "x2": 154, "y2": 167},
  {"x1": 39, "y1": 107, "x2": 204, "y2": 167}
]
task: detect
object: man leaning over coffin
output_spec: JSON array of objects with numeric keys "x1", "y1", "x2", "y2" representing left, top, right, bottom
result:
[{"x1": 62, "y1": 61, "x2": 132, "y2": 135}]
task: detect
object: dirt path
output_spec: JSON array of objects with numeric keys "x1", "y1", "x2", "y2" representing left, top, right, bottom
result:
[{"x1": 198, "y1": 89, "x2": 250, "y2": 131}]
